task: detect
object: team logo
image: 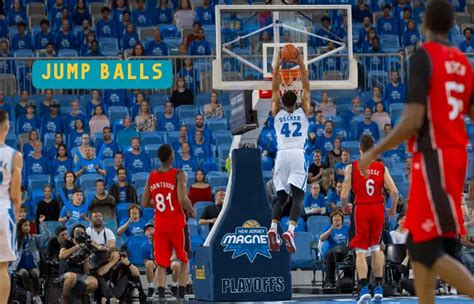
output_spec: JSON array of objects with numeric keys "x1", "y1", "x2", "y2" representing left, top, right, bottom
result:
[{"x1": 220, "y1": 220, "x2": 272, "y2": 263}]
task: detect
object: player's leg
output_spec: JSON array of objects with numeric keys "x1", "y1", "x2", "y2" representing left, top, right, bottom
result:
[
  {"x1": 368, "y1": 204, "x2": 386, "y2": 301},
  {"x1": 61, "y1": 272, "x2": 77, "y2": 303},
  {"x1": 0, "y1": 262, "x2": 10, "y2": 304},
  {"x1": 411, "y1": 261, "x2": 437, "y2": 304},
  {"x1": 145, "y1": 260, "x2": 155, "y2": 296},
  {"x1": 280, "y1": 184, "x2": 304, "y2": 253},
  {"x1": 0, "y1": 208, "x2": 16, "y2": 304},
  {"x1": 170, "y1": 229, "x2": 189, "y2": 299},
  {"x1": 154, "y1": 230, "x2": 172, "y2": 300},
  {"x1": 432, "y1": 254, "x2": 474, "y2": 298}
]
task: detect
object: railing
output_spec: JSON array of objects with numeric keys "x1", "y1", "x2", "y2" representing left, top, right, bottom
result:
[{"x1": 0, "y1": 53, "x2": 405, "y2": 96}]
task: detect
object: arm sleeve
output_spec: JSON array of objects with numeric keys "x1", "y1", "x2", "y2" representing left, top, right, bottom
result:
[{"x1": 407, "y1": 48, "x2": 431, "y2": 105}]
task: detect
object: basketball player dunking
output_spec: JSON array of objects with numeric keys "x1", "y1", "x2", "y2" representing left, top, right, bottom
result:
[
  {"x1": 0, "y1": 110, "x2": 23, "y2": 304},
  {"x1": 359, "y1": 1, "x2": 474, "y2": 303},
  {"x1": 267, "y1": 49, "x2": 310, "y2": 253},
  {"x1": 341, "y1": 134, "x2": 398, "y2": 303},
  {"x1": 142, "y1": 144, "x2": 195, "y2": 301}
]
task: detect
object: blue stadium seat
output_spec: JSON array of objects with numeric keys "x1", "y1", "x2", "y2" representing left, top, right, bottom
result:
[
  {"x1": 218, "y1": 92, "x2": 230, "y2": 106},
  {"x1": 43, "y1": 132, "x2": 56, "y2": 149},
  {"x1": 104, "y1": 219, "x2": 117, "y2": 234},
  {"x1": 177, "y1": 105, "x2": 198, "y2": 120},
  {"x1": 149, "y1": 93, "x2": 169, "y2": 108},
  {"x1": 390, "y1": 103, "x2": 405, "y2": 124},
  {"x1": 99, "y1": 37, "x2": 119, "y2": 53},
  {"x1": 262, "y1": 156, "x2": 273, "y2": 171},
  {"x1": 79, "y1": 174, "x2": 103, "y2": 190},
  {"x1": 6, "y1": 133, "x2": 17, "y2": 149},
  {"x1": 159, "y1": 24, "x2": 178, "y2": 37},
  {"x1": 140, "y1": 131, "x2": 165, "y2": 146},
  {"x1": 280, "y1": 217, "x2": 306, "y2": 232},
  {"x1": 151, "y1": 157, "x2": 161, "y2": 168},
  {"x1": 54, "y1": 176, "x2": 65, "y2": 196},
  {"x1": 207, "y1": 174, "x2": 228, "y2": 188},
  {"x1": 341, "y1": 141, "x2": 360, "y2": 156},
  {"x1": 367, "y1": 70, "x2": 389, "y2": 90},
  {"x1": 195, "y1": 93, "x2": 210, "y2": 106},
  {"x1": 117, "y1": 203, "x2": 132, "y2": 223},
  {"x1": 28, "y1": 175, "x2": 51, "y2": 191},
  {"x1": 181, "y1": 117, "x2": 195, "y2": 129},
  {"x1": 164, "y1": 37, "x2": 181, "y2": 50},
  {"x1": 124, "y1": 236, "x2": 147, "y2": 266},
  {"x1": 397, "y1": 182, "x2": 409, "y2": 198},
  {"x1": 190, "y1": 235, "x2": 204, "y2": 253},
  {"x1": 291, "y1": 232, "x2": 315, "y2": 270},
  {"x1": 13, "y1": 49, "x2": 35, "y2": 57},
  {"x1": 103, "y1": 158, "x2": 114, "y2": 171},
  {"x1": 166, "y1": 131, "x2": 179, "y2": 144},
  {"x1": 391, "y1": 173, "x2": 404, "y2": 183},
  {"x1": 142, "y1": 207, "x2": 154, "y2": 223},
  {"x1": 195, "y1": 201, "x2": 214, "y2": 221},
  {"x1": 207, "y1": 118, "x2": 228, "y2": 132},
  {"x1": 153, "y1": 106, "x2": 165, "y2": 118},
  {"x1": 379, "y1": 34, "x2": 400, "y2": 53},
  {"x1": 307, "y1": 215, "x2": 330, "y2": 237},
  {"x1": 56, "y1": 94, "x2": 79, "y2": 108},
  {"x1": 214, "y1": 130, "x2": 232, "y2": 147},
  {"x1": 132, "y1": 172, "x2": 149, "y2": 189},
  {"x1": 144, "y1": 143, "x2": 162, "y2": 159},
  {"x1": 108, "y1": 106, "x2": 129, "y2": 123},
  {"x1": 58, "y1": 49, "x2": 79, "y2": 57},
  {"x1": 188, "y1": 218, "x2": 199, "y2": 236}
]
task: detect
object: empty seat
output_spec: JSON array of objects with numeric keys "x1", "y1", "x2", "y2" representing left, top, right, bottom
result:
[
  {"x1": 291, "y1": 232, "x2": 315, "y2": 270},
  {"x1": 58, "y1": 49, "x2": 79, "y2": 57},
  {"x1": 142, "y1": 207, "x2": 154, "y2": 223},
  {"x1": 13, "y1": 49, "x2": 35, "y2": 57},
  {"x1": 194, "y1": 93, "x2": 210, "y2": 107},
  {"x1": 124, "y1": 236, "x2": 147, "y2": 266},
  {"x1": 144, "y1": 143, "x2": 163, "y2": 159},
  {"x1": 116, "y1": 203, "x2": 132, "y2": 223},
  {"x1": 281, "y1": 217, "x2": 306, "y2": 232},
  {"x1": 132, "y1": 172, "x2": 149, "y2": 189},
  {"x1": 307, "y1": 215, "x2": 330, "y2": 237},
  {"x1": 214, "y1": 130, "x2": 232, "y2": 147},
  {"x1": 99, "y1": 37, "x2": 119, "y2": 53},
  {"x1": 149, "y1": 93, "x2": 169, "y2": 108},
  {"x1": 6, "y1": 133, "x2": 17, "y2": 148},
  {"x1": 79, "y1": 174, "x2": 103, "y2": 190},
  {"x1": 28, "y1": 174, "x2": 51, "y2": 191},
  {"x1": 0, "y1": 74, "x2": 18, "y2": 96},
  {"x1": 206, "y1": 118, "x2": 228, "y2": 132},
  {"x1": 108, "y1": 106, "x2": 129, "y2": 123},
  {"x1": 141, "y1": 132, "x2": 165, "y2": 146},
  {"x1": 177, "y1": 105, "x2": 198, "y2": 120},
  {"x1": 341, "y1": 141, "x2": 360, "y2": 156},
  {"x1": 27, "y1": 3, "x2": 45, "y2": 16}
]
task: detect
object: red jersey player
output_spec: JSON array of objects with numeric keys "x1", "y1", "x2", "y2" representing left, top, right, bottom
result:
[
  {"x1": 142, "y1": 144, "x2": 195, "y2": 301},
  {"x1": 359, "y1": 1, "x2": 474, "y2": 303},
  {"x1": 341, "y1": 134, "x2": 398, "y2": 304}
]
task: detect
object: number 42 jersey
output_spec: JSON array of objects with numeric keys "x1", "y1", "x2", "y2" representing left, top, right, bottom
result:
[
  {"x1": 148, "y1": 168, "x2": 186, "y2": 232},
  {"x1": 274, "y1": 107, "x2": 309, "y2": 151}
]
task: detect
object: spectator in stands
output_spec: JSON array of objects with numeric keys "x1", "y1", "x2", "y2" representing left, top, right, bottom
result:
[
  {"x1": 0, "y1": 17, "x2": 6, "y2": 38},
  {"x1": 72, "y1": 0, "x2": 91, "y2": 26},
  {"x1": 69, "y1": 120, "x2": 88, "y2": 148},
  {"x1": 398, "y1": 7, "x2": 412, "y2": 33},
  {"x1": 402, "y1": 20, "x2": 420, "y2": 48},
  {"x1": 191, "y1": 130, "x2": 212, "y2": 162},
  {"x1": 390, "y1": 214, "x2": 408, "y2": 244},
  {"x1": 307, "y1": 150, "x2": 325, "y2": 185},
  {"x1": 328, "y1": 181, "x2": 344, "y2": 212},
  {"x1": 109, "y1": 167, "x2": 137, "y2": 204},
  {"x1": 80, "y1": 31, "x2": 96, "y2": 56},
  {"x1": 113, "y1": 0, "x2": 130, "y2": 24},
  {"x1": 178, "y1": 58, "x2": 200, "y2": 93},
  {"x1": 132, "y1": 0, "x2": 152, "y2": 27},
  {"x1": 365, "y1": 37, "x2": 387, "y2": 71},
  {"x1": 308, "y1": 110, "x2": 325, "y2": 143},
  {"x1": 314, "y1": 121, "x2": 336, "y2": 158},
  {"x1": 105, "y1": 152, "x2": 126, "y2": 187},
  {"x1": 254, "y1": 30, "x2": 272, "y2": 55},
  {"x1": 8, "y1": 0, "x2": 27, "y2": 26},
  {"x1": 157, "y1": 101, "x2": 180, "y2": 132},
  {"x1": 72, "y1": 133, "x2": 95, "y2": 163},
  {"x1": 19, "y1": 204, "x2": 28, "y2": 221},
  {"x1": 89, "y1": 105, "x2": 110, "y2": 137},
  {"x1": 55, "y1": 20, "x2": 77, "y2": 50},
  {"x1": 97, "y1": 127, "x2": 120, "y2": 160},
  {"x1": 170, "y1": 76, "x2": 194, "y2": 107},
  {"x1": 172, "y1": 125, "x2": 189, "y2": 157},
  {"x1": 366, "y1": 86, "x2": 385, "y2": 111},
  {"x1": 460, "y1": 27, "x2": 474, "y2": 52},
  {"x1": 404, "y1": 156, "x2": 412, "y2": 183},
  {"x1": 134, "y1": 101, "x2": 156, "y2": 132},
  {"x1": 188, "y1": 169, "x2": 212, "y2": 205},
  {"x1": 116, "y1": 116, "x2": 139, "y2": 148},
  {"x1": 343, "y1": 97, "x2": 363, "y2": 129},
  {"x1": 18, "y1": 58, "x2": 34, "y2": 93},
  {"x1": 188, "y1": 28, "x2": 212, "y2": 56},
  {"x1": 412, "y1": 0, "x2": 425, "y2": 24},
  {"x1": 85, "y1": 39, "x2": 105, "y2": 57},
  {"x1": 306, "y1": 102, "x2": 317, "y2": 124},
  {"x1": 204, "y1": 91, "x2": 224, "y2": 119},
  {"x1": 58, "y1": 223, "x2": 99, "y2": 303},
  {"x1": 58, "y1": 171, "x2": 76, "y2": 206},
  {"x1": 63, "y1": 100, "x2": 86, "y2": 135},
  {"x1": 353, "y1": 0, "x2": 372, "y2": 23},
  {"x1": 325, "y1": 136, "x2": 342, "y2": 168},
  {"x1": 22, "y1": 130, "x2": 42, "y2": 158},
  {"x1": 313, "y1": 16, "x2": 338, "y2": 48},
  {"x1": 356, "y1": 107, "x2": 380, "y2": 141},
  {"x1": 51, "y1": 143, "x2": 73, "y2": 178},
  {"x1": 199, "y1": 189, "x2": 225, "y2": 230},
  {"x1": 317, "y1": 92, "x2": 336, "y2": 117},
  {"x1": 35, "y1": 19, "x2": 55, "y2": 51},
  {"x1": 17, "y1": 103, "x2": 39, "y2": 139},
  {"x1": 121, "y1": 23, "x2": 140, "y2": 50},
  {"x1": 304, "y1": 182, "x2": 326, "y2": 216},
  {"x1": 88, "y1": 180, "x2": 116, "y2": 221},
  {"x1": 41, "y1": 42, "x2": 56, "y2": 57},
  {"x1": 47, "y1": 226, "x2": 69, "y2": 261},
  {"x1": 97, "y1": 7, "x2": 117, "y2": 38},
  {"x1": 155, "y1": 0, "x2": 174, "y2": 24},
  {"x1": 117, "y1": 11, "x2": 132, "y2": 40},
  {"x1": 334, "y1": 150, "x2": 351, "y2": 183},
  {"x1": 141, "y1": 223, "x2": 156, "y2": 297},
  {"x1": 174, "y1": 142, "x2": 199, "y2": 174},
  {"x1": 195, "y1": 0, "x2": 214, "y2": 25},
  {"x1": 0, "y1": 90, "x2": 12, "y2": 118},
  {"x1": 77, "y1": 19, "x2": 93, "y2": 47},
  {"x1": 381, "y1": 123, "x2": 406, "y2": 162},
  {"x1": 146, "y1": 29, "x2": 169, "y2": 56},
  {"x1": 74, "y1": 146, "x2": 106, "y2": 177},
  {"x1": 393, "y1": 0, "x2": 411, "y2": 20},
  {"x1": 360, "y1": 28, "x2": 378, "y2": 53},
  {"x1": 35, "y1": 185, "x2": 60, "y2": 233},
  {"x1": 377, "y1": 4, "x2": 399, "y2": 36},
  {"x1": 15, "y1": 90, "x2": 29, "y2": 120},
  {"x1": 371, "y1": 102, "x2": 391, "y2": 132},
  {"x1": 175, "y1": 0, "x2": 195, "y2": 32},
  {"x1": 117, "y1": 204, "x2": 147, "y2": 237},
  {"x1": 53, "y1": 7, "x2": 74, "y2": 33},
  {"x1": 189, "y1": 114, "x2": 214, "y2": 144},
  {"x1": 130, "y1": 42, "x2": 145, "y2": 57},
  {"x1": 130, "y1": 92, "x2": 146, "y2": 119},
  {"x1": 59, "y1": 187, "x2": 89, "y2": 227},
  {"x1": 37, "y1": 89, "x2": 54, "y2": 117},
  {"x1": 357, "y1": 16, "x2": 375, "y2": 52},
  {"x1": 185, "y1": 22, "x2": 201, "y2": 50},
  {"x1": 384, "y1": 70, "x2": 406, "y2": 105},
  {"x1": 320, "y1": 211, "x2": 350, "y2": 288},
  {"x1": 124, "y1": 137, "x2": 151, "y2": 175},
  {"x1": 24, "y1": 143, "x2": 50, "y2": 182},
  {"x1": 10, "y1": 217, "x2": 50, "y2": 304},
  {"x1": 103, "y1": 89, "x2": 127, "y2": 107}
]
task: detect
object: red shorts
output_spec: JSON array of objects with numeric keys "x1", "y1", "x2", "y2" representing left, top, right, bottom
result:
[
  {"x1": 154, "y1": 229, "x2": 189, "y2": 268},
  {"x1": 349, "y1": 203, "x2": 385, "y2": 250},
  {"x1": 404, "y1": 149, "x2": 467, "y2": 243}
]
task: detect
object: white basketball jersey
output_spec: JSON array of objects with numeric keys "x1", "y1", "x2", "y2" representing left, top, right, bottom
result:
[
  {"x1": 274, "y1": 107, "x2": 309, "y2": 150},
  {"x1": 0, "y1": 145, "x2": 16, "y2": 210}
]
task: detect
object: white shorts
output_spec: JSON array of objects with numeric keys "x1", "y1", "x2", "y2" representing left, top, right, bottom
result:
[
  {"x1": 273, "y1": 149, "x2": 307, "y2": 193},
  {"x1": 0, "y1": 207, "x2": 16, "y2": 263}
]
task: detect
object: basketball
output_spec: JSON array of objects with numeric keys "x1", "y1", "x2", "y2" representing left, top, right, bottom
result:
[
  {"x1": 280, "y1": 44, "x2": 299, "y2": 62},
  {"x1": 242, "y1": 220, "x2": 261, "y2": 228}
]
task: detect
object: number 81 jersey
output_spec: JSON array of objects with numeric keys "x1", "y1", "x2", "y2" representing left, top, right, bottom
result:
[
  {"x1": 352, "y1": 160, "x2": 385, "y2": 205},
  {"x1": 148, "y1": 168, "x2": 186, "y2": 232},
  {"x1": 274, "y1": 107, "x2": 309, "y2": 150}
]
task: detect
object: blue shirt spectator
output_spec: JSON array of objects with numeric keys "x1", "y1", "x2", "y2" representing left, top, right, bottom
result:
[
  {"x1": 393, "y1": 1, "x2": 411, "y2": 20},
  {"x1": 74, "y1": 150, "x2": 106, "y2": 177},
  {"x1": 376, "y1": 6, "x2": 399, "y2": 36},
  {"x1": 85, "y1": 91, "x2": 108, "y2": 121},
  {"x1": 157, "y1": 103, "x2": 180, "y2": 132},
  {"x1": 154, "y1": 5, "x2": 174, "y2": 24},
  {"x1": 7, "y1": 3, "x2": 27, "y2": 26},
  {"x1": 59, "y1": 190, "x2": 89, "y2": 227},
  {"x1": 24, "y1": 151, "x2": 51, "y2": 183},
  {"x1": 112, "y1": 3, "x2": 130, "y2": 24},
  {"x1": 11, "y1": 22, "x2": 32, "y2": 51},
  {"x1": 313, "y1": 121, "x2": 336, "y2": 159},
  {"x1": 191, "y1": 139, "x2": 212, "y2": 162},
  {"x1": 364, "y1": 38, "x2": 387, "y2": 71},
  {"x1": 131, "y1": 1, "x2": 152, "y2": 27},
  {"x1": 188, "y1": 29, "x2": 212, "y2": 55},
  {"x1": 72, "y1": 2, "x2": 91, "y2": 26},
  {"x1": 51, "y1": 156, "x2": 73, "y2": 178},
  {"x1": 96, "y1": 8, "x2": 117, "y2": 38},
  {"x1": 0, "y1": 18, "x2": 8, "y2": 38},
  {"x1": 451, "y1": 0, "x2": 466, "y2": 12},
  {"x1": 352, "y1": 1, "x2": 372, "y2": 23},
  {"x1": 195, "y1": 0, "x2": 214, "y2": 25},
  {"x1": 63, "y1": 101, "x2": 86, "y2": 135},
  {"x1": 145, "y1": 30, "x2": 169, "y2": 56},
  {"x1": 327, "y1": 182, "x2": 343, "y2": 211},
  {"x1": 17, "y1": 108, "x2": 40, "y2": 136},
  {"x1": 384, "y1": 71, "x2": 407, "y2": 105},
  {"x1": 321, "y1": 218, "x2": 349, "y2": 255},
  {"x1": 84, "y1": 40, "x2": 104, "y2": 57},
  {"x1": 371, "y1": 0, "x2": 392, "y2": 12},
  {"x1": 402, "y1": 21, "x2": 421, "y2": 48},
  {"x1": 96, "y1": 129, "x2": 120, "y2": 160},
  {"x1": 118, "y1": 204, "x2": 146, "y2": 237},
  {"x1": 121, "y1": 24, "x2": 140, "y2": 50},
  {"x1": 174, "y1": 156, "x2": 200, "y2": 174},
  {"x1": 35, "y1": 20, "x2": 55, "y2": 50},
  {"x1": 356, "y1": 107, "x2": 380, "y2": 141},
  {"x1": 460, "y1": 27, "x2": 474, "y2": 52},
  {"x1": 178, "y1": 59, "x2": 200, "y2": 93},
  {"x1": 124, "y1": 138, "x2": 151, "y2": 175},
  {"x1": 18, "y1": 60, "x2": 34, "y2": 94},
  {"x1": 103, "y1": 89, "x2": 127, "y2": 107},
  {"x1": 304, "y1": 183, "x2": 326, "y2": 215},
  {"x1": 55, "y1": 21, "x2": 77, "y2": 50}
]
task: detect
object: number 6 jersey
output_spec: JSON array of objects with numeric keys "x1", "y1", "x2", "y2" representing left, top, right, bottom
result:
[
  {"x1": 148, "y1": 168, "x2": 186, "y2": 232},
  {"x1": 407, "y1": 41, "x2": 473, "y2": 152},
  {"x1": 352, "y1": 160, "x2": 385, "y2": 205},
  {"x1": 274, "y1": 107, "x2": 309, "y2": 151}
]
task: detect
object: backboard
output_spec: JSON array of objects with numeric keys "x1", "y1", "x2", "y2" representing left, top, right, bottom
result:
[{"x1": 213, "y1": 4, "x2": 358, "y2": 91}]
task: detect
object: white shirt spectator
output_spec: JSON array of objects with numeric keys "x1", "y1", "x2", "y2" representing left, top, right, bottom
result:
[
  {"x1": 390, "y1": 230, "x2": 408, "y2": 244},
  {"x1": 86, "y1": 226, "x2": 116, "y2": 246}
]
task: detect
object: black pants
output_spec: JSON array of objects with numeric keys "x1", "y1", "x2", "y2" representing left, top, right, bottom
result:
[
  {"x1": 16, "y1": 268, "x2": 40, "y2": 296},
  {"x1": 324, "y1": 247, "x2": 351, "y2": 283},
  {"x1": 98, "y1": 276, "x2": 130, "y2": 300}
]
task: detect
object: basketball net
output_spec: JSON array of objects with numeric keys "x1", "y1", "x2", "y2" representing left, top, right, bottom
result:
[{"x1": 259, "y1": 68, "x2": 303, "y2": 103}]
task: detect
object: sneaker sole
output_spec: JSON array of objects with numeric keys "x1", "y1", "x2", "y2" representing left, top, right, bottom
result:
[
  {"x1": 267, "y1": 230, "x2": 280, "y2": 252},
  {"x1": 372, "y1": 294, "x2": 383, "y2": 303},
  {"x1": 357, "y1": 294, "x2": 372, "y2": 304},
  {"x1": 282, "y1": 233, "x2": 296, "y2": 254}
]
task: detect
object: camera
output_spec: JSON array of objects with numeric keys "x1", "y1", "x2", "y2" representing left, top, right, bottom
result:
[
  {"x1": 68, "y1": 233, "x2": 95, "y2": 265},
  {"x1": 120, "y1": 249, "x2": 128, "y2": 258}
]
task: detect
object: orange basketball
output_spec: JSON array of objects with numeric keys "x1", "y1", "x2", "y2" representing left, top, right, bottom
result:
[{"x1": 280, "y1": 44, "x2": 299, "y2": 62}]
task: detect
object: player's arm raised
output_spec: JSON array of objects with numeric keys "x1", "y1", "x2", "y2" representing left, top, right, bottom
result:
[
  {"x1": 177, "y1": 170, "x2": 195, "y2": 218},
  {"x1": 271, "y1": 52, "x2": 282, "y2": 117},
  {"x1": 340, "y1": 164, "x2": 352, "y2": 214},
  {"x1": 296, "y1": 51, "x2": 311, "y2": 116},
  {"x1": 383, "y1": 167, "x2": 399, "y2": 217},
  {"x1": 10, "y1": 151, "x2": 23, "y2": 221},
  {"x1": 141, "y1": 176, "x2": 152, "y2": 208}
]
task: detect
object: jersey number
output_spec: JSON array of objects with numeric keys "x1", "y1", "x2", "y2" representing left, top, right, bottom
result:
[
  {"x1": 281, "y1": 122, "x2": 302, "y2": 138},
  {"x1": 445, "y1": 81, "x2": 465, "y2": 120},
  {"x1": 366, "y1": 179, "x2": 375, "y2": 196},
  {"x1": 155, "y1": 193, "x2": 174, "y2": 212}
]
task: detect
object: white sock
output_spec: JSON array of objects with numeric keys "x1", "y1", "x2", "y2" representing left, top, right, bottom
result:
[
  {"x1": 288, "y1": 224, "x2": 296, "y2": 233},
  {"x1": 149, "y1": 282, "x2": 155, "y2": 288},
  {"x1": 270, "y1": 222, "x2": 278, "y2": 230}
]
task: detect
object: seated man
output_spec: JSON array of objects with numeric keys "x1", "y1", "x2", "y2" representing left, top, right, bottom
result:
[
  {"x1": 319, "y1": 211, "x2": 351, "y2": 288},
  {"x1": 304, "y1": 182, "x2": 327, "y2": 216}
]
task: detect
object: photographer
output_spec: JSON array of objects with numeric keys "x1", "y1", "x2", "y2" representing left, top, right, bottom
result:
[
  {"x1": 47, "y1": 226, "x2": 69, "y2": 261},
  {"x1": 96, "y1": 247, "x2": 140, "y2": 303},
  {"x1": 58, "y1": 224, "x2": 98, "y2": 303},
  {"x1": 86, "y1": 211, "x2": 117, "y2": 268}
]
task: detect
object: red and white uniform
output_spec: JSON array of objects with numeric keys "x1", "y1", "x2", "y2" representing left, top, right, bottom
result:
[
  {"x1": 405, "y1": 41, "x2": 473, "y2": 243},
  {"x1": 349, "y1": 160, "x2": 386, "y2": 250},
  {"x1": 148, "y1": 168, "x2": 188, "y2": 267}
]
